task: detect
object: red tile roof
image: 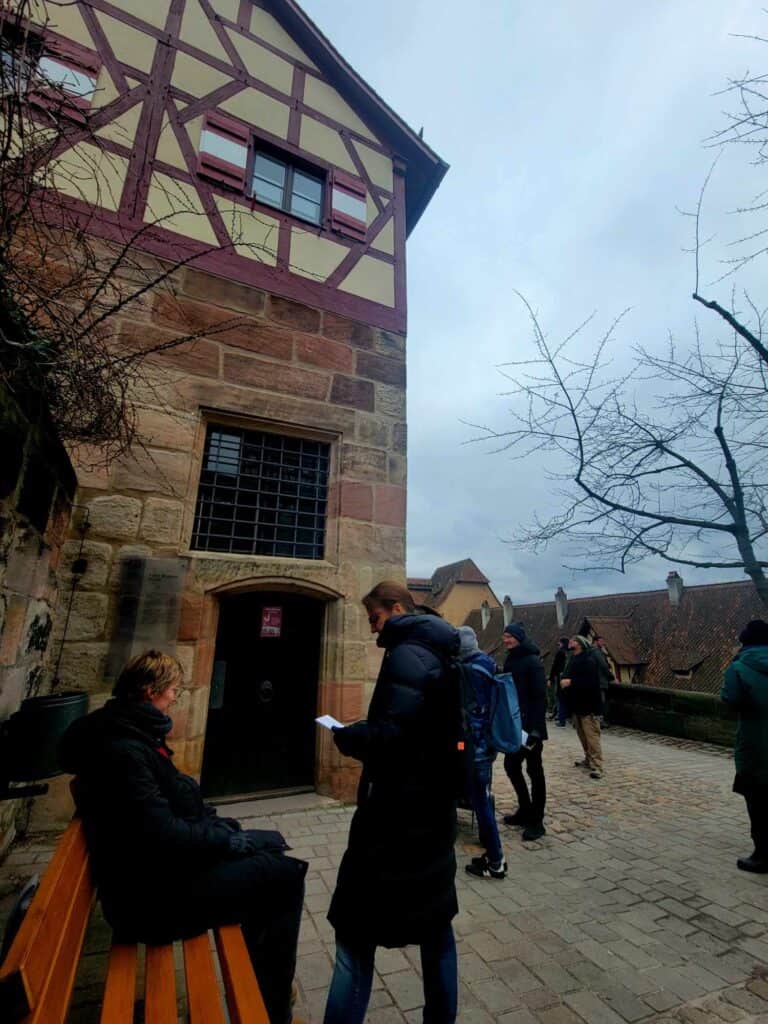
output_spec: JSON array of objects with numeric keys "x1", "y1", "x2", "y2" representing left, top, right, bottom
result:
[{"x1": 408, "y1": 558, "x2": 491, "y2": 608}]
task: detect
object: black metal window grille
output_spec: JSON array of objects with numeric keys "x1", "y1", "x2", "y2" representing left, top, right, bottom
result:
[{"x1": 192, "y1": 427, "x2": 330, "y2": 559}]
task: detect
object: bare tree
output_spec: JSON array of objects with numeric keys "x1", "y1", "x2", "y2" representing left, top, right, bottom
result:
[{"x1": 0, "y1": 1, "x2": 266, "y2": 461}]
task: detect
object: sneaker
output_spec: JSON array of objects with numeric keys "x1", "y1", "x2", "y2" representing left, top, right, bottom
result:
[
  {"x1": 503, "y1": 811, "x2": 529, "y2": 827},
  {"x1": 522, "y1": 823, "x2": 546, "y2": 842},
  {"x1": 465, "y1": 855, "x2": 507, "y2": 879},
  {"x1": 574, "y1": 759, "x2": 589, "y2": 768},
  {"x1": 589, "y1": 770, "x2": 603, "y2": 780},
  {"x1": 737, "y1": 854, "x2": 768, "y2": 874}
]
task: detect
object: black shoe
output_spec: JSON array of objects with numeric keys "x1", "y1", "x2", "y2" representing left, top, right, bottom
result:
[
  {"x1": 503, "y1": 811, "x2": 529, "y2": 827},
  {"x1": 522, "y1": 823, "x2": 546, "y2": 842},
  {"x1": 589, "y1": 770, "x2": 603, "y2": 780},
  {"x1": 737, "y1": 855, "x2": 768, "y2": 874},
  {"x1": 574, "y1": 759, "x2": 589, "y2": 768},
  {"x1": 465, "y1": 855, "x2": 507, "y2": 879}
]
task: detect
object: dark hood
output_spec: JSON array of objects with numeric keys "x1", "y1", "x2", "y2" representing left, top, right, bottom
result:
[
  {"x1": 58, "y1": 698, "x2": 173, "y2": 775},
  {"x1": 737, "y1": 645, "x2": 768, "y2": 676},
  {"x1": 504, "y1": 638, "x2": 541, "y2": 660},
  {"x1": 378, "y1": 613, "x2": 460, "y2": 658}
]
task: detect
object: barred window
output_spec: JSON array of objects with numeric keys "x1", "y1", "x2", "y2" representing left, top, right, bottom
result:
[{"x1": 192, "y1": 427, "x2": 330, "y2": 560}]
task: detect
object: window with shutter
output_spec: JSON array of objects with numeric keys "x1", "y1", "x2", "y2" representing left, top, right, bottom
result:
[
  {"x1": 198, "y1": 112, "x2": 250, "y2": 191},
  {"x1": 38, "y1": 36, "x2": 101, "y2": 111},
  {"x1": 330, "y1": 170, "x2": 367, "y2": 242}
]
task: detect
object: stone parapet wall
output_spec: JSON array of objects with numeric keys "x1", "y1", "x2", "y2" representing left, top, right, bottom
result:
[
  {"x1": 0, "y1": 386, "x2": 76, "y2": 854},
  {"x1": 56, "y1": 268, "x2": 408, "y2": 801}
]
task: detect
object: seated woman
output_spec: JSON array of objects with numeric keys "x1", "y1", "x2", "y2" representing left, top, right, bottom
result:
[{"x1": 59, "y1": 649, "x2": 307, "y2": 1024}]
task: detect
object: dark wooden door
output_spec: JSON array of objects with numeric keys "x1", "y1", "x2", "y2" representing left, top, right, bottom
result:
[{"x1": 200, "y1": 592, "x2": 323, "y2": 798}]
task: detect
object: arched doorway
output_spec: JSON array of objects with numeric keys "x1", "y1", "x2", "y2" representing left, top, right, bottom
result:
[{"x1": 200, "y1": 590, "x2": 324, "y2": 798}]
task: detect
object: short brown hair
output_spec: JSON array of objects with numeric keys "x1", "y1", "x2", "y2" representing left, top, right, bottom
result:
[
  {"x1": 113, "y1": 649, "x2": 184, "y2": 702},
  {"x1": 362, "y1": 580, "x2": 415, "y2": 614}
]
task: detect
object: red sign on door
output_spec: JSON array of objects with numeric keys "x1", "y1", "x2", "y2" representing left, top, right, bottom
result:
[{"x1": 260, "y1": 606, "x2": 282, "y2": 638}]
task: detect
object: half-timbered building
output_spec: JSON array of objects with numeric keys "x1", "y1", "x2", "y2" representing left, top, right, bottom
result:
[{"x1": 19, "y1": 0, "x2": 446, "y2": 802}]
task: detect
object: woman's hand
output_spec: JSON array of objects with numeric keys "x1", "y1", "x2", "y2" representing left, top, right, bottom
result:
[{"x1": 560, "y1": 677, "x2": 572, "y2": 688}]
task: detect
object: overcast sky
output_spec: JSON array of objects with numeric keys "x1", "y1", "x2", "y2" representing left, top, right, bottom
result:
[{"x1": 301, "y1": 0, "x2": 763, "y2": 604}]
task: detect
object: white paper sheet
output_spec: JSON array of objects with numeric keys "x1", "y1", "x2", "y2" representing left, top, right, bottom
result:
[
  {"x1": 521, "y1": 730, "x2": 529, "y2": 746},
  {"x1": 315, "y1": 714, "x2": 344, "y2": 730}
]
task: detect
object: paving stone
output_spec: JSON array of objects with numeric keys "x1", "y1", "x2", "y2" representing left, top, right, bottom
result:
[{"x1": 564, "y1": 990, "x2": 627, "y2": 1023}]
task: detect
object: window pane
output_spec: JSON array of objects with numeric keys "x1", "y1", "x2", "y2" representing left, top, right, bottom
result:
[
  {"x1": 206, "y1": 432, "x2": 241, "y2": 475},
  {"x1": 200, "y1": 128, "x2": 248, "y2": 168},
  {"x1": 291, "y1": 194, "x2": 321, "y2": 224},
  {"x1": 38, "y1": 55, "x2": 96, "y2": 100},
  {"x1": 253, "y1": 177, "x2": 284, "y2": 208},
  {"x1": 293, "y1": 170, "x2": 322, "y2": 203},
  {"x1": 254, "y1": 153, "x2": 286, "y2": 186}
]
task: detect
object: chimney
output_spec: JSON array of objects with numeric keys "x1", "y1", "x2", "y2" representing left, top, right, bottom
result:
[
  {"x1": 555, "y1": 587, "x2": 568, "y2": 628},
  {"x1": 480, "y1": 601, "x2": 491, "y2": 630},
  {"x1": 667, "y1": 571, "x2": 684, "y2": 607},
  {"x1": 502, "y1": 595, "x2": 514, "y2": 626}
]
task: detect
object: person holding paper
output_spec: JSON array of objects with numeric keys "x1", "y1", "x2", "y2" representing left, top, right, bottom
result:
[{"x1": 323, "y1": 582, "x2": 460, "y2": 1024}]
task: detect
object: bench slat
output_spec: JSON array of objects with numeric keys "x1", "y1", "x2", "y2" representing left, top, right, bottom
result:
[
  {"x1": 145, "y1": 944, "x2": 177, "y2": 1024},
  {"x1": 0, "y1": 820, "x2": 90, "y2": 1015},
  {"x1": 215, "y1": 925, "x2": 270, "y2": 1024},
  {"x1": 27, "y1": 853, "x2": 94, "y2": 1023},
  {"x1": 183, "y1": 934, "x2": 227, "y2": 1024},
  {"x1": 99, "y1": 944, "x2": 136, "y2": 1024}
]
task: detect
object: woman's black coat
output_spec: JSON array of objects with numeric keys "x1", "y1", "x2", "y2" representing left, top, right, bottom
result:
[
  {"x1": 503, "y1": 639, "x2": 548, "y2": 740},
  {"x1": 328, "y1": 613, "x2": 460, "y2": 948},
  {"x1": 58, "y1": 699, "x2": 298, "y2": 943},
  {"x1": 564, "y1": 649, "x2": 603, "y2": 716}
]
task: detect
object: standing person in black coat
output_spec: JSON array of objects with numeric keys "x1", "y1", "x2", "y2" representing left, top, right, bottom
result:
[
  {"x1": 500, "y1": 623, "x2": 548, "y2": 841},
  {"x1": 325, "y1": 581, "x2": 460, "y2": 1024},
  {"x1": 561, "y1": 635, "x2": 604, "y2": 779},
  {"x1": 550, "y1": 637, "x2": 570, "y2": 727},
  {"x1": 59, "y1": 650, "x2": 307, "y2": 1024},
  {"x1": 592, "y1": 636, "x2": 615, "y2": 727}
]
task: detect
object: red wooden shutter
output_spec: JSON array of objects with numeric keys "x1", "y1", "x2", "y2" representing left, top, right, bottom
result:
[
  {"x1": 330, "y1": 169, "x2": 367, "y2": 242},
  {"x1": 198, "y1": 112, "x2": 250, "y2": 192}
]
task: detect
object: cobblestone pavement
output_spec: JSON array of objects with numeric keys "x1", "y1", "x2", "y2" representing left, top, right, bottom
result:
[{"x1": 2, "y1": 725, "x2": 768, "y2": 1022}]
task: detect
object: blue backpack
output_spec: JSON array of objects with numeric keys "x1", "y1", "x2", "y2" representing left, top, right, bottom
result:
[{"x1": 486, "y1": 672, "x2": 524, "y2": 754}]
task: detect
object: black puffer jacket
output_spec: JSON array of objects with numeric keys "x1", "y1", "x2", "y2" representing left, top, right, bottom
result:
[
  {"x1": 328, "y1": 614, "x2": 460, "y2": 947},
  {"x1": 563, "y1": 650, "x2": 603, "y2": 715},
  {"x1": 58, "y1": 699, "x2": 288, "y2": 941},
  {"x1": 503, "y1": 639, "x2": 548, "y2": 740}
]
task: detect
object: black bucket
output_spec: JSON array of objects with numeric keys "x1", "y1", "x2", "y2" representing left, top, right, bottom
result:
[{"x1": 2, "y1": 691, "x2": 89, "y2": 781}]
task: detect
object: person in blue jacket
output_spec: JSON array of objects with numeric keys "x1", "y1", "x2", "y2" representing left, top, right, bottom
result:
[
  {"x1": 459, "y1": 626, "x2": 507, "y2": 880},
  {"x1": 721, "y1": 619, "x2": 768, "y2": 874}
]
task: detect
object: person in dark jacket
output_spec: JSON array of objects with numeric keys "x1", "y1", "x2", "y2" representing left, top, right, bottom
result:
[
  {"x1": 592, "y1": 636, "x2": 615, "y2": 727},
  {"x1": 561, "y1": 635, "x2": 604, "y2": 779},
  {"x1": 458, "y1": 626, "x2": 506, "y2": 880},
  {"x1": 549, "y1": 637, "x2": 570, "y2": 727},
  {"x1": 721, "y1": 619, "x2": 768, "y2": 873},
  {"x1": 500, "y1": 623, "x2": 548, "y2": 841},
  {"x1": 58, "y1": 650, "x2": 307, "y2": 1024},
  {"x1": 325, "y1": 581, "x2": 460, "y2": 1024}
]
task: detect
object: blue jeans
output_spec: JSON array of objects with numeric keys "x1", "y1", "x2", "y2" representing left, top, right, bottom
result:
[
  {"x1": 323, "y1": 926, "x2": 458, "y2": 1024},
  {"x1": 556, "y1": 693, "x2": 569, "y2": 725},
  {"x1": 470, "y1": 755, "x2": 503, "y2": 863}
]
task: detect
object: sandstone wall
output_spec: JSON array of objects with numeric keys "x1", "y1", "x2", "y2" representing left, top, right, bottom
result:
[{"x1": 57, "y1": 268, "x2": 408, "y2": 800}]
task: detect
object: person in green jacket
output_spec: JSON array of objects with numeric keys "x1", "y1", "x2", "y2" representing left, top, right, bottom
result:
[{"x1": 721, "y1": 619, "x2": 768, "y2": 874}]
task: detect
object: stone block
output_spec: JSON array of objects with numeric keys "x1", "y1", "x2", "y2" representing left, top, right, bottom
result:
[
  {"x1": 56, "y1": 642, "x2": 109, "y2": 692},
  {"x1": 342, "y1": 444, "x2": 388, "y2": 482},
  {"x1": 68, "y1": 445, "x2": 111, "y2": 490},
  {"x1": 374, "y1": 525, "x2": 405, "y2": 563},
  {"x1": 388, "y1": 454, "x2": 406, "y2": 486},
  {"x1": 374, "y1": 484, "x2": 406, "y2": 528},
  {"x1": 64, "y1": 592, "x2": 109, "y2": 641},
  {"x1": 135, "y1": 407, "x2": 197, "y2": 452},
  {"x1": 340, "y1": 520, "x2": 377, "y2": 561},
  {"x1": 110, "y1": 450, "x2": 190, "y2": 497},
  {"x1": 330, "y1": 375, "x2": 375, "y2": 412},
  {"x1": 376, "y1": 383, "x2": 406, "y2": 418},
  {"x1": 175, "y1": 643, "x2": 196, "y2": 685},
  {"x1": 0, "y1": 595, "x2": 27, "y2": 667},
  {"x1": 356, "y1": 415, "x2": 389, "y2": 448},
  {"x1": 178, "y1": 590, "x2": 204, "y2": 642},
  {"x1": 267, "y1": 295, "x2": 321, "y2": 332},
  {"x1": 60, "y1": 541, "x2": 113, "y2": 591},
  {"x1": 181, "y1": 269, "x2": 266, "y2": 316},
  {"x1": 340, "y1": 482, "x2": 373, "y2": 522},
  {"x1": 356, "y1": 351, "x2": 406, "y2": 388},
  {"x1": 342, "y1": 643, "x2": 368, "y2": 681},
  {"x1": 222, "y1": 353, "x2": 330, "y2": 401},
  {"x1": 140, "y1": 498, "x2": 184, "y2": 545},
  {"x1": 153, "y1": 291, "x2": 248, "y2": 337},
  {"x1": 218, "y1": 323, "x2": 294, "y2": 360},
  {"x1": 375, "y1": 330, "x2": 406, "y2": 358},
  {"x1": 87, "y1": 495, "x2": 141, "y2": 540},
  {"x1": 322, "y1": 312, "x2": 375, "y2": 349},
  {"x1": 147, "y1": 337, "x2": 221, "y2": 378},
  {"x1": 392, "y1": 422, "x2": 407, "y2": 454},
  {"x1": 295, "y1": 334, "x2": 354, "y2": 373}
]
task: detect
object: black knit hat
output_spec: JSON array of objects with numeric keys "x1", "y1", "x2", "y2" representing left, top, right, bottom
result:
[
  {"x1": 739, "y1": 619, "x2": 768, "y2": 647},
  {"x1": 503, "y1": 622, "x2": 526, "y2": 642}
]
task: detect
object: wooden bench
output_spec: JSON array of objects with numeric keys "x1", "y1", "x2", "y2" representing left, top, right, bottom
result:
[{"x1": 0, "y1": 819, "x2": 271, "y2": 1023}]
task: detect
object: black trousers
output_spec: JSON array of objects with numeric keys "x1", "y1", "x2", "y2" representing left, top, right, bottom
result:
[
  {"x1": 504, "y1": 745, "x2": 546, "y2": 824},
  {"x1": 110, "y1": 850, "x2": 307, "y2": 1024},
  {"x1": 745, "y1": 789, "x2": 768, "y2": 859}
]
